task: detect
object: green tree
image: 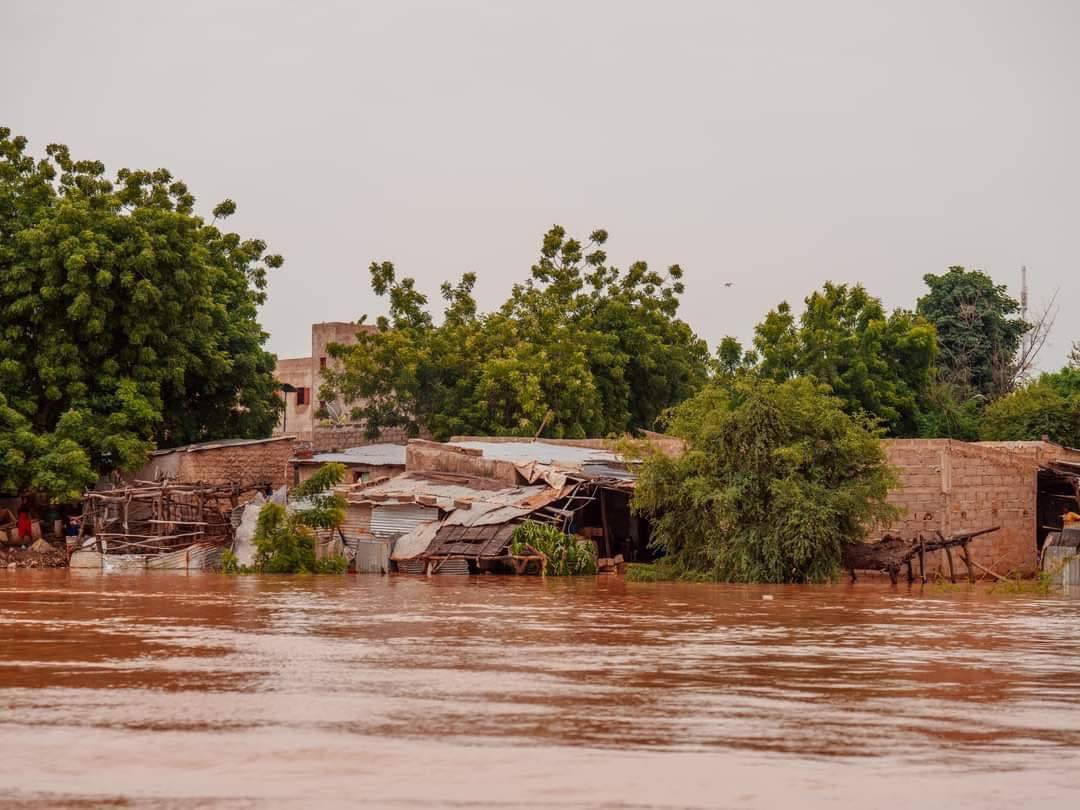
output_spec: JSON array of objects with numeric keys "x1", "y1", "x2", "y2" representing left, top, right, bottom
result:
[
  {"x1": 916, "y1": 266, "x2": 1028, "y2": 399},
  {"x1": 1069, "y1": 340, "x2": 1080, "y2": 370},
  {"x1": 324, "y1": 226, "x2": 709, "y2": 440},
  {"x1": 752, "y1": 283, "x2": 937, "y2": 436},
  {"x1": 632, "y1": 377, "x2": 898, "y2": 583},
  {"x1": 0, "y1": 128, "x2": 283, "y2": 498},
  {"x1": 914, "y1": 381, "x2": 982, "y2": 441},
  {"x1": 980, "y1": 367, "x2": 1080, "y2": 448}
]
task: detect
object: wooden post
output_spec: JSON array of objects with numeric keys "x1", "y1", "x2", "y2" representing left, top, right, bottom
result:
[
  {"x1": 962, "y1": 541, "x2": 975, "y2": 584},
  {"x1": 598, "y1": 487, "x2": 612, "y2": 559},
  {"x1": 945, "y1": 545, "x2": 956, "y2": 583},
  {"x1": 906, "y1": 559, "x2": 914, "y2": 583},
  {"x1": 918, "y1": 535, "x2": 926, "y2": 584}
]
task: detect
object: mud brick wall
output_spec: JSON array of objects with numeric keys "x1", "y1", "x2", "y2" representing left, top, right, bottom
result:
[
  {"x1": 175, "y1": 438, "x2": 296, "y2": 489},
  {"x1": 881, "y1": 440, "x2": 1038, "y2": 576}
]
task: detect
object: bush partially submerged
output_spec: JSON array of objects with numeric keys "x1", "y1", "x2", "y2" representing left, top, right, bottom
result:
[
  {"x1": 232, "y1": 463, "x2": 350, "y2": 574},
  {"x1": 510, "y1": 521, "x2": 597, "y2": 576},
  {"x1": 633, "y1": 377, "x2": 898, "y2": 583}
]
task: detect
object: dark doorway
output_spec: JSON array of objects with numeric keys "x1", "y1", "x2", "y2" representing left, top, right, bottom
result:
[{"x1": 1037, "y1": 467, "x2": 1080, "y2": 551}]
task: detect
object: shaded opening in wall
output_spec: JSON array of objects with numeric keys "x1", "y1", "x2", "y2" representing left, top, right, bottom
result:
[{"x1": 1037, "y1": 467, "x2": 1080, "y2": 551}]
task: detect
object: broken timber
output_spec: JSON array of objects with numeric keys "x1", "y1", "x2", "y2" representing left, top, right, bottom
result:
[{"x1": 843, "y1": 526, "x2": 999, "y2": 584}]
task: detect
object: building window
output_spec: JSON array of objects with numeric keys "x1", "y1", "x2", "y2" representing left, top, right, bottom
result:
[
  {"x1": 296, "y1": 387, "x2": 308, "y2": 405},
  {"x1": 319, "y1": 356, "x2": 327, "y2": 370}
]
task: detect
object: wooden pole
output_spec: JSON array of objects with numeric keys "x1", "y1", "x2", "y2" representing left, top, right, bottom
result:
[
  {"x1": 961, "y1": 541, "x2": 975, "y2": 584},
  {"x1": 945, "y1": 545, "x2": 956, "y2": 583},
  {"x1": 598, "y1": 487, "x2": 612, "y2": 559},
  {"x1": 918, "y1": 535, "x2": 926, "y2": 584}
]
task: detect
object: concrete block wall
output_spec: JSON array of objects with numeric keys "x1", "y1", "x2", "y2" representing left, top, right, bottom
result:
[
  {"x1": 881, "y1": 439, "x2": 1038, "y2": 576},
  {"x1": 175, "y1": 438, "x2": 296, "y2": 489},
  {"x1": 312, "y1": 425, "x2": 417, "y2": 452}
]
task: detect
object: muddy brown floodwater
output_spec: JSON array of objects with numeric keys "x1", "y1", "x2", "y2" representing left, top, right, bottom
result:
[{"x1": 1, "y1": 573, "x2": 1079, "y2": 809}]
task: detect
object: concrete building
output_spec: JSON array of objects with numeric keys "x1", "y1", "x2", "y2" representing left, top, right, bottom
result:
[{"x1": 273, "y1": 321, "x2": 376, "y2": 443}]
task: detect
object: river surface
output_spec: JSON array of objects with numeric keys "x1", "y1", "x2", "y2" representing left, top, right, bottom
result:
[{"x1": 1, "y1": 572, "x2": 1079, "y2": 808}]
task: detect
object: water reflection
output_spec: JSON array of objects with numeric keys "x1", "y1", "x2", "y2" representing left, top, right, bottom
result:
[{"x1": 1, "y1": 572, "x2": 1079, "y2": 808}]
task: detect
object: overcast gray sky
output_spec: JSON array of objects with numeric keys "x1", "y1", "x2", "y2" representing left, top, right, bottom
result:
[{"x1": 4, "y1": 0, "x2": 1078, "y2": 368}]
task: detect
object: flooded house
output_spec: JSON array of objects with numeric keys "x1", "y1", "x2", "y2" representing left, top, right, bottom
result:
[
  {"x1": 329, "y1": 438, "x2": 652, "y2": 575},
  {"x1": 876, "y1": 439, "x2": 1080, "y2": 578},
  {"x1": 72, "y1": 435, "x2": 299, "y2": 571}
]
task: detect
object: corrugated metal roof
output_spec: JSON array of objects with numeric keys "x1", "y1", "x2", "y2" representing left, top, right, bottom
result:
[
  {"x1": 153, "y1": 436, "x2": 295, "y2": 456},
  {"x1": 293, "y1": 443, "x2": 407, "y2": 466},
  {"x1": 448, "y1": 440, "x2": 635, "y2": 481},
  {"x1": 449, "y1": 440, "x2": 622, "y2": 467},
  {"x1": 349, "y1": 473, "x2": 546, "y2": 512}
]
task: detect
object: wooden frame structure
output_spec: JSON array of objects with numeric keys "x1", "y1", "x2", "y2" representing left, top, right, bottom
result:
[{"x1": 81, "y1": 481, "x2": 264, "y2": 555}]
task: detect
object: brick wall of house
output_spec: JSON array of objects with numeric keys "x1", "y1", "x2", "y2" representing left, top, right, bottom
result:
[
  {"x1": 174, "y1": 438, "x2": 296, "y2": 489},
  {"x1": 881, "y1": 439, "x2": 1039, "y2": 576}
]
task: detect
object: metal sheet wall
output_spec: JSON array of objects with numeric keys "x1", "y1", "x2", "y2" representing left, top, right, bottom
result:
[
  {"x1": 340, "y1": 502, "x2": 372, "y2": 538},
  {"x1": 371, "y1": 504, "x2": 438, "y2": 539}
]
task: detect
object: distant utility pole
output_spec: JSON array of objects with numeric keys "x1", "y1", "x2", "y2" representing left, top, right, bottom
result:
[{"x1": 1020, "y1": 264, "x2": 1028, "y2": 321}]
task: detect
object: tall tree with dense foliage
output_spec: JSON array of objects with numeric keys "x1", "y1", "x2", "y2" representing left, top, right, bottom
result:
[
  {"x1": 916, "y1": 266, "x2": 1028, "y2": 399},
  {"x1": 0, "y1": 128, "x2": 282, "y2": 498},
  {"x1": 980, "y1": 367, "x2": 1080, "y2": 448},
  {"x1": 751, "y1": 283, "x2": 936, "y2": 436},
  {"x1": 632, "y1": 377, "x2": 898, "y2": 583},
  {"x1": 323, "y1": 226, "x2": 709, "y2": 440}
]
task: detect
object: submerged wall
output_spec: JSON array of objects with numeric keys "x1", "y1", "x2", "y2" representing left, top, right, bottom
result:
[{"x1": 879, "y1": 439, "x2": 1080, "y2": 576}]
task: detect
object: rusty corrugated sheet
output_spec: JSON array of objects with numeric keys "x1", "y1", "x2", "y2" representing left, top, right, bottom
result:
[{"x1": 371, "y1": 503, "x2": 438, "y2": 539}]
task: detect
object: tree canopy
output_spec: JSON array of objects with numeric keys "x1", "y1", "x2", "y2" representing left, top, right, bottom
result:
[
  {"x1": 323, "y1": 226, "x2": 710, "y2": 440},
  {"x1": 749, "y1": 283, "x2": 937, "y2": 436},
  {"x1": 0, "y1": 128, "x2": 282, "y2": 500},
  {"x1": 916, "y1": 266, "x2": 1029, "y2": 399},
  {"x1": 632, "y1": 376, "x2": 897, "y2": 583},
  {"x1": 980, "y1": 367, "x2": 1080, "y2": 448}
]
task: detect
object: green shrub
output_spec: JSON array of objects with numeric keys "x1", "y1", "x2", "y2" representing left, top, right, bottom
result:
[
  {"x1": 240, "y1": 462, "x2": 351, "y2": 575},
  {"x1": 980, "y1": 368, "x2": 1080, "y2": 447},
  {"x1": 220, "y1": 548, "x2": 244, "y2": 574},
  {"x1": 633, "y1": 376, "x2": 898, "y2": 583},
  {"x1": 510, "y1": 521, "x2": 597, "y2": 576}
]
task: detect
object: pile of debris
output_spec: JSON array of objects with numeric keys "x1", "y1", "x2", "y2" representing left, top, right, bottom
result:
[{"x1": 1, "y1": 539, "x2": 67, "y2": 570}]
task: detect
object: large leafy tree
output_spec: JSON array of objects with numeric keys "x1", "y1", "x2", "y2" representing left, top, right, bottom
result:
[
  {"x1": 751, "y1": 283, "x2": 937, "y2": 436},
  {"x1": 324, "y1": 226, "x2": 709, "y2": 440},
  {"x1": 980, "y1": 367, "x2": 1080, "y2": 448},
  {"x1": 0, "y1": 128, "x2": 282, "y2": 499},
  {"x1": 916, "y1": 266, "x2": 1028, "y2": 399},
  {"x1": 632, "y1": 376, "x2": 897, "y2": 583}
]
